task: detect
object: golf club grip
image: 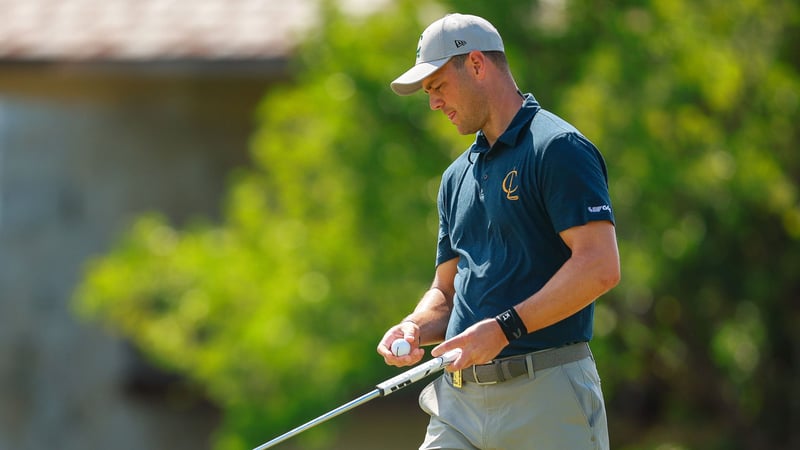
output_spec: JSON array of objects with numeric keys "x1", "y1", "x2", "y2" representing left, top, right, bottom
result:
[{"x1": 376, "y1": 348, "x2": 461, "y2": 396}]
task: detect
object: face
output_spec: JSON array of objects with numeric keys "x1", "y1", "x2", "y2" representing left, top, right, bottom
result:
[{"x1": 422, "y1": 57, "x2": 488, "y2": 135}]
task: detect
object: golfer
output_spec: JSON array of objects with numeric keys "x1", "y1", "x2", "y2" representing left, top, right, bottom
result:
[{"x1": 377, "y1": 13, "x2": 620, "y2": 450}]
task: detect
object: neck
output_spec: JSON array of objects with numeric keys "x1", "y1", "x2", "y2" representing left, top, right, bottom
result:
[{"x1": 482, "y1": 83, "x2": 525, "y2": 146}]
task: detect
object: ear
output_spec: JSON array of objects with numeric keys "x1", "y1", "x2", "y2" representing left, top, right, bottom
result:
[{"x1": 466, "y1": 50, "x2": 487, "y2": 79}]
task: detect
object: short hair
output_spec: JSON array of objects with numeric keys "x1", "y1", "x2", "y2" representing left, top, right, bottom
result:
[{"x1": 451, "y1": 51, "x2": 509, "y2": 73}]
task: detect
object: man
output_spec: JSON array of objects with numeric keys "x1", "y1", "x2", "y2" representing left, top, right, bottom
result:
[{"x1": 376, "y1": 13, "x2": 620, "y2": 450}]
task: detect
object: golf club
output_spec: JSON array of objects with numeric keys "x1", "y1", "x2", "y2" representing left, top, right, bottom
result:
[{"x1": 252, "y1": 348, "x2": 462, "y2": 450}]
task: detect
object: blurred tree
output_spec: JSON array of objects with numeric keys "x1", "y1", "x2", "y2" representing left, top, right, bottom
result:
[
  {"x1": 538, "y1": 1, "x2": 800, "y2": 448},
  {"x1": 74, "y1": 0, "x2": 800, "y2": 449}
]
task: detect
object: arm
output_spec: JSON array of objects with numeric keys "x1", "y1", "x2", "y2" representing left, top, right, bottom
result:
[
  {"x1": 377, "y1": 257, "x2": 458, "y2": 367},
  {"x1": 431, "y1": 221, "x2": 620, "y2": 371},
  {"x1": 515, "y1": 220, "x2": 620, "y2": 332}
]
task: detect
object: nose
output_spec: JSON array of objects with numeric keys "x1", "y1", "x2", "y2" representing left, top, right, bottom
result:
[{"x1": 428, "y1": 93, "x2": 443, "y2": 111}]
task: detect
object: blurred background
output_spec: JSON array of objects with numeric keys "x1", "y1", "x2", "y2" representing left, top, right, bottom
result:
[{"x1": 0, "y1": 0, "x2": 798, "y2": 449}]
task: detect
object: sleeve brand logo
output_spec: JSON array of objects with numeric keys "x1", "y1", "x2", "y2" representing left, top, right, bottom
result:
[{"x1": 588, "y1": 205, "x2": 612, "y2": 213}]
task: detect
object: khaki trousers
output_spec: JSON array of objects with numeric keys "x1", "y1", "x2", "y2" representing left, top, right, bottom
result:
[{"x1": 418, "y1": 355, "x2": 609, "y2": 450}]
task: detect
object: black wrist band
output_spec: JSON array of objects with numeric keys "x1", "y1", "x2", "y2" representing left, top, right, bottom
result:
[{"x1": 495, "y1": 308, "x2": 528, "y2": 342}]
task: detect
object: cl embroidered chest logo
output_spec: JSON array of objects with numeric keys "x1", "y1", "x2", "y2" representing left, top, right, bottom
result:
[{"x1": 502, "y1": 170, "x2": 520, "y2": 200}]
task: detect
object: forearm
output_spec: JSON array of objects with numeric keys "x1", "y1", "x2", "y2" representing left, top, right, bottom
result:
[
  {"x1": 516, "y1": 259, "x2": 613, "y2": 334},
  {"x1": 379, "y1": 258, "x2": 458, "y2": 366},
  {"x1": 515, "y1": 224, "x2": 620, "y2": 333},
  {"x1": 404, "y1": 287, "x2": 452, "y2": 346}
]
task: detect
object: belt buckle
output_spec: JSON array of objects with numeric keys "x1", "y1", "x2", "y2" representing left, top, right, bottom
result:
[
  {"x1": 472, "y1": 364, "x2": 498, "y2": 385},
  {"x1": 452, "y1": 370, "x2": 462, "y2": 388}
]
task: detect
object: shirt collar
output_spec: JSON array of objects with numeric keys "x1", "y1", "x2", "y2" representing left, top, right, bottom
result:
[{"x1": 469, "y1": 93, "x2": 541, "y2": 154}]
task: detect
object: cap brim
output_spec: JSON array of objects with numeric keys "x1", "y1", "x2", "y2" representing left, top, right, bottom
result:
[{"x1": 390, "y1": 57, "x2": 451, "y2": 96}]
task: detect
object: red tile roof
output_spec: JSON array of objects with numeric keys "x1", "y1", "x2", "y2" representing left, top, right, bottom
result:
[{"x1": 0, "y1": 0, "x2": 315, "y2": 61}]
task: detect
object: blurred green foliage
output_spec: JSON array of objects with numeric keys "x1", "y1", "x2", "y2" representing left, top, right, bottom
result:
[{"x1": 74, "y1": 0, "x2": 800, "y2": 449}]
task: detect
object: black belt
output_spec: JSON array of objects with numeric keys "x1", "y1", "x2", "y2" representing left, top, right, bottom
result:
[{"x1": 450, "y1": 342, "x2": 592, "y2": 385}]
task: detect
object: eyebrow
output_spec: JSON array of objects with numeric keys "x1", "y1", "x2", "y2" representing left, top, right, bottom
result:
[{"x1": 422, "y1": 76, "x2": 440, "y2": 94}]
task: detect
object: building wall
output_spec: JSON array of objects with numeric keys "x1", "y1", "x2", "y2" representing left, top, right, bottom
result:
[{"x1": 0, "y1": 66, "x2": 274, "y2": 450}]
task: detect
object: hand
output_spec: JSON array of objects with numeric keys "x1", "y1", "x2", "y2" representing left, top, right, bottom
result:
[
  {"x1": 430, "y1": 318, "x2": 507, "y2": 371},
  {"x1": 377, "y1": 321, "x2": 425, "y2": 367}
]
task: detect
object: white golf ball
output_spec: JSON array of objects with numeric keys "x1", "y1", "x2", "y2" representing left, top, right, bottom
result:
[{"x1": 391, "y1": 339, "x2": 411, "y2": 357}]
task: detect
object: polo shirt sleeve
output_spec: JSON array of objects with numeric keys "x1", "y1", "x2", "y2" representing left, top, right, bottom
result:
[
  {"x1": 436, "y1": 179, "x2": 458, "y2": 266},
  {"x1": 539, "y1": 132, "x2": 615, "y2": 233}
]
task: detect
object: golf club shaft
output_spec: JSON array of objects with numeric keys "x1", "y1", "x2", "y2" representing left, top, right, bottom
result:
[
  {"x1": 252, "y1": 349, "x2": 461, "y2": 450},
  {"x1": 375, "y1": 348, "x2": 461, "y2": 395},
  {"x1": 252, "y1": 389, "x2": 381, "y2": 450}
]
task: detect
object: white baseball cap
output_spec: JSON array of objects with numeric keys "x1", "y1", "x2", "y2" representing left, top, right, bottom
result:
[{"x1": 390, "y1": 13, "x2": 505, "y2": 96}]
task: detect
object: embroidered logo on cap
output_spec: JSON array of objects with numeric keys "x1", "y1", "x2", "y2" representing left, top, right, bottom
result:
[{"x1": 454, "y1": 39, "x2": 467, "y2": 48}]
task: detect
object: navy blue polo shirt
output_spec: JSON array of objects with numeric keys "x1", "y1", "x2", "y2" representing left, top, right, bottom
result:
[{"x1": 436, "y1": 94, "x2": 614, "y2": 357}]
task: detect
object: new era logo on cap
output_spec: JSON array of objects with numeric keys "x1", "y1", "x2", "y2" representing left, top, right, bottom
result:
[{"x1": 454, "y1": 39, "x2": 467, "y2": 48}]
